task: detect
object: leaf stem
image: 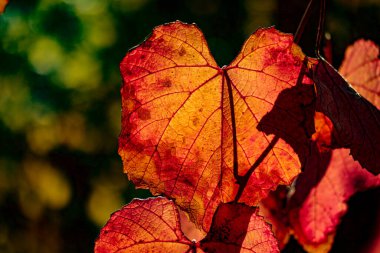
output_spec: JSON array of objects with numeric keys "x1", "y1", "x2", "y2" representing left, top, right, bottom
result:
[
  {"x1": 224, "y1": 70, "x2": 240, "y2": 182},
  {"x1": 294, "y1": 0, "x2": 315, "y2": 44},
  {"x1": 315, "y1": 0, "x2": 326, "y2": 58},
  {"x1": 294, "y1": 0, "x2": 327, "y2": 58}
]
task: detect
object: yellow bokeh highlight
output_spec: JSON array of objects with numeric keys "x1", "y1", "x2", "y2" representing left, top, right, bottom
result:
[
  {"x1": 0, "y1": 76, "x2": 37, "y2": 131},
  {"x1": 244, "y1": 0, "x2": 276, "y2": 36},
  {"x1": 63, "y1": 0, "x2": 106, "y2": 15},
  {"x1": 84, "y1": 15, "x2": 116, "y2": 49},
  {"x1": 2, "y1": 16, "x2": 31, "y2": 53},
  {"x1": 57, "y1": 51, "x2": 101, "y2": 89},
  {"x1": 86, "y1": 181, "x2": 124, "y2": 227},
  {"x1": 28, "y1": 36, "x2": 64, "y2": 75},
  {"x1": 26, "y1": 115, "x2": 60, "y2": 155},
  {"x1": 18, "y1": 159, "x2": 71, "y2": 219},
  {"x1": 26, "y1": 111, "x2": 101, "y2": 154}
]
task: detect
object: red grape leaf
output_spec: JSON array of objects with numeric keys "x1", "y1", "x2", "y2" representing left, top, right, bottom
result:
[
  {"x1": 287, "y1": 39, "x2": 380, "y2": 252},
  {"x1": 257, "y1": 143, "x2": 331, "y2": 252},
  {"x1": 258, "y1": 149, "x2": 379, "y2": 253},
  {"x1": 312, "y1": 58, "x2": 380, "y2": 174},
  {"x1": 201, "y1": 203, "x2": 279, "y2": 253},
  {"x1": 94, "y1": 197, "x2": 196, "y2": 253},
  {"x1": 95, "y1": 197, "x2": 279, "y2": 253},
  {"x1": 119, "y1": 21, "x2": 313, "y2": 231},
  {"x1": 289, "y1": 148, "x2": 380, "y2": 252},
  {"x1": 339, "y1": 39, "x2": 380, "y2": 108},
  {"x1": 0, "y1": 0, "x2": 8, "y2": 14},
  {"x1": 258, "y1": 186, "x2": 291, "y2": 250}
]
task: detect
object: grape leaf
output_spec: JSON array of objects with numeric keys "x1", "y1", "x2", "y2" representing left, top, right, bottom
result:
[
  {"x1": 259, "y1": 147, "x2": 380, "y2": 253},
  {"x1": 95, "y1": 197, "x2": 279, "y2": 253},
  {"x1": 201, "y1": 203, "x2": 279, "y2": 253},
  {"x1": 119, "y1": 21, "x2": 314, "y2": 230},
  {"x1": 179, "y1": 208, "x2": 206, "y2": 242},
  {"x1": 94, "y1": 197, "x2": 195, "y2": 253},
  {"x1": 0, "y1": 0, "x2": 8, "y2": 14},
  {"x1": 289, "y1": 148, "x2": 380, "y2": 253},
  {"x1": 312, "y1": 58, "x2": 380, "y2": 174},
  {"x1": 287, "y1": 41, "x2": 380, "y2": 252},
  {"x1": 257, "y1": 142, "x2": 332, "y2": 252},
  {"x1": 339, "y1": 39, "x2": 380, "y2": 109},
  {"x1": 258, "y1": 186, "x2": 290, "y2": 250}
]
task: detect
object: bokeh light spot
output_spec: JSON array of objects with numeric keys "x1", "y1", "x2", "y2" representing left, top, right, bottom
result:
[
  {"x1": 28, "y1": 36, "x2": 64, "y2": 75},
  {"x1": 57, "y1": 51, "x2": 101, "y2": 89},
  {"x1": 19, "y1": 159, "x2": 72, "y2": 218},
  {"x1": 86, "y1": 183, "x2": 124, "y2": 227}
]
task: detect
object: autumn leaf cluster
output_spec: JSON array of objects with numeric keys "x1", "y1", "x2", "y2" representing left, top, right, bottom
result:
[{"x1": 95, "y1": 21, "x2": 380, "y2": 252}]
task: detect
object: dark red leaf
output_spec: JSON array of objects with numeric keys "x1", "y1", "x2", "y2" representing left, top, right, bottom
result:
[
  {"x1": 286, "y1": 39, "x2": 380, "y2": 252},
  {"x1": 258, "y1": 186, "x2": 291, "y2": 249},
  {"x1": 312, "y1": 59, "x2": 380, "y2": 174},
  {"x1": 201, "y1": 203, "x2": 279, "y2": 253}
]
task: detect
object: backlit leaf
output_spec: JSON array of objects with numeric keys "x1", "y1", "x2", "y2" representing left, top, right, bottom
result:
[
  {"x1": 96, "y1": 197, "x2": 279, "y2": 253},
  {"x1": 119, "y1": 21, "x2": 313, "y2": 230},
  {"x1": 339, "y1": 39, "x2": 380, "y2": 108},
  {"x1": 258, "y1": 186, "x2": 291, "y2": 250},
  {"x1": 312, "y1": 59, "x2": 380, "y2": 174},
  {"x1": 94, "y1": 197, "x2": 197, "y2": 253},
  {"x1": 288, "y1": 40, "x2": 380, "y2": 252},
  {"x1": 0, "y1": 0, "x2": 8, "y2": 14},
  {"x1": 201, "y1": 203, "x2": 279, "y2": 253},
  {"x1": 311, "y1": 112, "x2": 333, "y2": 152},
  {"x1": 289, "y1": 148, "x2": 380, "y2": 253}
]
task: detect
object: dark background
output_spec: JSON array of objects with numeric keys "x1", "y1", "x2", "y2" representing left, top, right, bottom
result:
[{"x1": 0, "y1": 0, "x2": 379, "y2": 252}]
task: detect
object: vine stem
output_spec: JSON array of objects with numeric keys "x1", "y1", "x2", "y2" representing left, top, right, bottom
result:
[
  {"x1": 225, "y1": 0, "x2": 327, "y2": 203},
  {"x1": 224, "y1": 70, "x2": 281, "y2": 203},
  {"x1": 315, "y1": 0, "x2": 326, "y2": 58},
  {"x1": 234, "y1": 136, "x2": 279, "y2": 203},
  {"x1": 294, "y1": 0, "x2": 315, "y2": 44},
  {"x1": 294, "y1": 0, "x2": 327, "y2": 59}
]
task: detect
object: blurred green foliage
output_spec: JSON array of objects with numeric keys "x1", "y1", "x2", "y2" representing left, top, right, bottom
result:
[{"x1": 0, "y1": 0, "x2": 379, "y2": 252}]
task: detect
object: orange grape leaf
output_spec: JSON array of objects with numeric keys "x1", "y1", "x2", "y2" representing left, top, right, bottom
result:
[
  {"x1": 339, "y1": 39, "x2": 380, "y2": 108},
  {"x1": 119, "y1": 21, "x2": 313, "y2": 230},
  {"x1": 311, "y1": 112, "x2": 333, "y2": 152},
  {"x1": 312, "y1": 58, "x2": 380, "y2": 174},
  {"x1": 201, "y1": 203, "x2": 279, "y2": 253},
  {"x1": 289, "y1": 148, "x2": 380, "y2": 253},
  {"x1": 95, "y1": 197, "x2": 279, "y2": 253},
  {"x1": 94, "y1": 197, "x2": 198, "y2": 253},
  {"x1": 0, "y1": 0, "x2": 8, "y2": 14}
]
